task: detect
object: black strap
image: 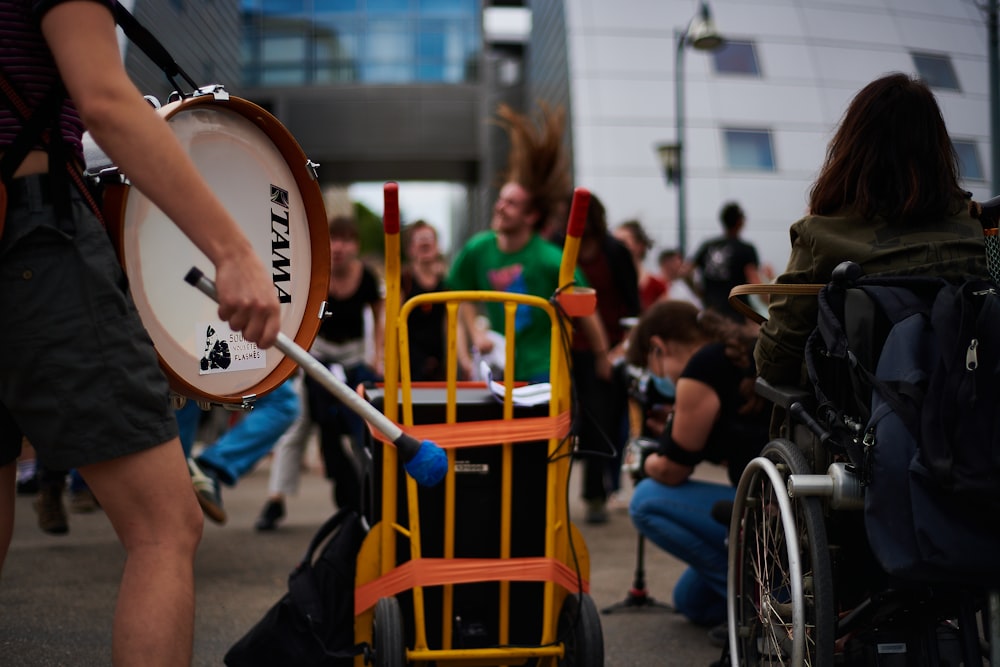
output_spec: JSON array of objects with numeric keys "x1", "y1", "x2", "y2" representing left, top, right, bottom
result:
[
  {"x1": 0, "y1": 80, "x2": 63, "y2": 184},
  {"x1": 285, "y1": 509, "x2": 369, "y2": 661},
  {"x1": 113, "y1": 1, "x2": 198, "y2": 96}
]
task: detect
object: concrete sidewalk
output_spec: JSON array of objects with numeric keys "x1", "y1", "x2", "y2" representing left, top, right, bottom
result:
[{"x1": 1, "y1": 446, "x2": 724, "y2": 666}]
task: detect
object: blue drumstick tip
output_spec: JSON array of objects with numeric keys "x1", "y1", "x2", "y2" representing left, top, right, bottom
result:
[{"x1": 403, "y1": 440, "x2": 448, "y2": 486}]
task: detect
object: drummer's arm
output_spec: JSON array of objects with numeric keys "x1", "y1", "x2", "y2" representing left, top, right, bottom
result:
[{"x1": 40, "y1": 3, "x2": 279, "y2": 348}]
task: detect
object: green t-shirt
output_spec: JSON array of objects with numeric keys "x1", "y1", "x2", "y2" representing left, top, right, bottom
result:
[{"x1": 448, "y1": 231, "x2": 586, "y2": 381}]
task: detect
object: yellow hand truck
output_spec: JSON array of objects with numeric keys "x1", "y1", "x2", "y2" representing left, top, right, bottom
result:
[{"x1": 352, "y1": 184, "x2": 604, "y2": 667}]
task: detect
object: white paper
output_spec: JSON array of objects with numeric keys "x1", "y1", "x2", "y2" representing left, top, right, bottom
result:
[{"x1": 482, "y1": 361, "x2": 550, "y2": 407}]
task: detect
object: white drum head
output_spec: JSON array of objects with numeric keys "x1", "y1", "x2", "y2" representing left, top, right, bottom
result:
[{"x1": 118, "y1": 99, "x2": 325, "y2": 401}]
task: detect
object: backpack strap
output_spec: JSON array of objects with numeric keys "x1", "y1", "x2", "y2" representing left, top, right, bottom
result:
[{"x1": 285, "y1": 509, "x2": 369, "y2": 661}]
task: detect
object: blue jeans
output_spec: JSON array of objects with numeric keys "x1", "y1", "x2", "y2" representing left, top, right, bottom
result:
[
  {"x1": 629, "y1": 476, "x2": 735, "y2": 626},
  {"x1": 185, "y1": 380, "x2": 300, "y2": 486}
]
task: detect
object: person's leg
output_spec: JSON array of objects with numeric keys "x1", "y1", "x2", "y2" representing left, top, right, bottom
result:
[
  {"x1": 268, "y1": 374, "x2": 309, "y2": 495},
  {"x1": 307, "y1": 373, "x2": 361, "y2": 511},
  {"x1": 629, "y1": 478, "x2": 734, "y2": 608},
  {"x1": 572, "y1": 351, "x2": 615, "y2": 521},
  {"x1": 0, "y1": 461, "x2": 15, "y2": 573},
  {"x1": 319, "y1": 417, "x2": 361, "y2": 512},
  {"x1": 174, "y1": 401, "x2": 201, "y2": 459},
  {"x1": 197, "y1": 380, "x2": 299, "y2": 485},
  {"x1": 79, "y1": 437, "x2": 203, "y2": 667},
  {"x1": 258, "y1": 375, "x2": 311, "y2": 530},
  {"x1": 672, "y1": 566, "x2": 728, "y2": 626},
  {"x1": 34, "y1": 464, "x2": 68, "y2": 534}
]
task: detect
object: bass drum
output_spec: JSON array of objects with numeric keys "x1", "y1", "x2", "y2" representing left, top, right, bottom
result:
[{"x1": 92, "y1": 89, "x2": 329, "y2": 407}]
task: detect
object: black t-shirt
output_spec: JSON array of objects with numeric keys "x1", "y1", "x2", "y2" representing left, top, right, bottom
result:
[
  {"x1": 317, "y1": 266, "x2": 381, "y2": 344},
  {"x1": 693, "y1": 237, "x2": 760, "y2": 321},
  {"x1": 401, "y1": 268, "x2": 446, "y2": 381},
  {"x1": 673, "y1": 342, "x2": 769, "y2": 485}
]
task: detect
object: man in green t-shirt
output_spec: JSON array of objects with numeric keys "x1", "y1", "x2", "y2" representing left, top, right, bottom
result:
[{"x1": 448, "y1": 181, "x2": 610, "y2": 383}]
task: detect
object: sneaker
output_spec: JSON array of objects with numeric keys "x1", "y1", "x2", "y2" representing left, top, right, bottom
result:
[
  {"x1": 707, "y1": 622, "x2": 728, "y2": 648},
  {"x1": 33, "y1": 485, "x2": 68, "y2": 535},
  {"x1": 255, "y1": 499, "x2": 285, "y2": 532},
  {"x1": 16, "y1": 474, "x2": 39, "y2": 496},
  {"x1": 69, "y1": 488, "x2": 99, "y2": 514},
  {"x1": 188, "y1": 458, "x2": 227, "y2": 525},
  {"x1": 585, "y1": 498, "x2": 609, "y2": 525},
  {"x1": 606, "y1": 490, "x2": 630, "y2": 512}
]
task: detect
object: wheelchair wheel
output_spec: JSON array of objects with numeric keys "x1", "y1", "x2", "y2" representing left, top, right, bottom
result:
[
  {"x1": 557, "y1": 592, "x2": 604, "y2": 667},
  {"x1": 728, "y1": 439, "x2": 835, "y2": 666},
  {"x1": 373, "y1": 596, "x2": 406, "y2": 667}
]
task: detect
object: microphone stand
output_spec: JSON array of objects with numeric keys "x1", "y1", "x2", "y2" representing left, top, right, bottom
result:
[{"x1": 602, "y1": 370, "x2": 673, "y2": 615}]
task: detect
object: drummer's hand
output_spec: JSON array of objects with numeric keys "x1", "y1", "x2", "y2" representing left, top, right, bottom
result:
[{"x1": 214, "y1": 256, "x2": 281, "y2": 349}]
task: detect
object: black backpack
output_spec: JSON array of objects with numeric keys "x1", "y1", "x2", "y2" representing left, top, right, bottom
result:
[
  {"x1": 806, "y1": 262, "x2": 1000, "y2": 585},
  {"x1": 225, "y1": 509, "x2": 370, "y2": 667}
]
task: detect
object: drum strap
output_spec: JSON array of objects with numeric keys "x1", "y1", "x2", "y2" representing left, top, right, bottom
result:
[{"x1": 112, "y1": 2, "x2": 198, "y2": 96}]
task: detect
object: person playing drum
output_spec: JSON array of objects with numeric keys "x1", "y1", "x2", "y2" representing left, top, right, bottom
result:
[{"x1": 0, "y1": 2, "x2": 281, "y2": 666}]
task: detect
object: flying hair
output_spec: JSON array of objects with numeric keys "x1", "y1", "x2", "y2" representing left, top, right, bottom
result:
[{"x1": 494, "y1": 102, "x2": 572, "y2": 229}]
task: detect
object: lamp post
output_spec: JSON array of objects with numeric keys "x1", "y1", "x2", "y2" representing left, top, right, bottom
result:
[{"x1": 662, "y1": 1, "x2": 724, "y2": 258}]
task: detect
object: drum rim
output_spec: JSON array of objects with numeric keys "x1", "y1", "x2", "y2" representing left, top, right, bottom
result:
[{"x1": 105, "y1": 94, "x2": 330, "y2": 405}]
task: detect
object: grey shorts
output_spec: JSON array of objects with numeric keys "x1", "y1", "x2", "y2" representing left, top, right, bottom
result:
[{"x1": 0, "y1": 175, "x2": 178, "y2": 470}]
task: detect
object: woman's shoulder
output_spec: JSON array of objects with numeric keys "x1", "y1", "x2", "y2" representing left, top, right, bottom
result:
[{"x1": 682, "y1": 342, "x2": 734, "y2": 382}]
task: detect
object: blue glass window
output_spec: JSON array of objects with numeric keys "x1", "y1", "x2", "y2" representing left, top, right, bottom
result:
[
  {"x1": 367, "y1": 0, "x2": 411, "y2": 12},
  {"x1": 712, "y1": 40, "x2": 759, "y2": 76},
  {"x1": 314, "y1": 0, "x2": 358, "y2": 10},
  {"x1": 244, "y1": 0, "x2": 480, "y2": 85},
  {"x1": 912, "y1": 52, "x2": 960, "y2": 91},
  {"x1": 723, "y1": 129, "x2": 775, "y2": 171},
  {"x1": 954, "y1": 139, "x2": 984, "y2": 182}
]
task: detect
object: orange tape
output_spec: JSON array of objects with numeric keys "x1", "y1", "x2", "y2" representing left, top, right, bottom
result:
[
  {"x1": 354, "y1": 557, "x2": 588, "y2": 615},
  {"x1": 366, "y1": 411, "x2": 571, "y2": 449}
]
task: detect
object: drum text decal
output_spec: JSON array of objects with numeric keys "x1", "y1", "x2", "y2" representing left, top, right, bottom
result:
[
  {"x1": 271, "y1": 184, "x2": 293, "y2": 304},
  {"x1": 197, "y1": 322, "x2": 267, "y2": 375}
]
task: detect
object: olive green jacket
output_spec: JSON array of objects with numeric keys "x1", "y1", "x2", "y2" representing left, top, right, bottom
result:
[{"x1": 755, "y1": 207, "x2": 989, "y2": 388}]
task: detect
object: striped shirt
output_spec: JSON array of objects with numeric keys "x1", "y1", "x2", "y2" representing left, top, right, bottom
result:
[{"x1": 0, "y1": 0, "x2": 114, "y2": 166}]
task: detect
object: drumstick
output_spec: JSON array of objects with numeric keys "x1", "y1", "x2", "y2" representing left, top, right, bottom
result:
[{"x1": 184, "y1": 267, "x2": 448, "y2": 488}]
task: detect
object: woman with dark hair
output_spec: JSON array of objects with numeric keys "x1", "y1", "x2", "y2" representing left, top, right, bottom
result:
[
  {"x1": 627, "y1": 301, "x2": 768, "y2": 628},
  {"x1": 401, "y1": 219, "x2": 447, "y2": 381},
  {"x1": 755, "y1": 73, "x2": 988, "y2": 387}
]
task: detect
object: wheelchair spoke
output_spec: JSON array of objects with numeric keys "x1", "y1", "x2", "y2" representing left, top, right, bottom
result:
[{"x1": 733, "y1": 444, "x2": 833, "y2": 667}]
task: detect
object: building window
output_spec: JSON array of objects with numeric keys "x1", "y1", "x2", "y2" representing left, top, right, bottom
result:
[
  {"x1": 243, "y1": 0, "x2": 481, "y2": 86},
  {"x1": 723, "y1": 129, "x2": 775, "y2": 171},
  {"x1": 912, "y1": 52, "x2": 960, "y2": 91},
  {"x1": 712, "y1": 40, "x2": 759, "y2": 76},
  {"x1": 954, "y1": 139, "x2": 984, "y2": 182}
]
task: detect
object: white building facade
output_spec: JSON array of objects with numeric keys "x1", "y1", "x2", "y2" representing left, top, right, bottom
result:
[{"x1": 562, "y1": 0, "x2": 992, "y2": 272}]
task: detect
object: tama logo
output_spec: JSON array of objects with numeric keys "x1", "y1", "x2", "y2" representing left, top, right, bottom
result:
[{"x1": 270, "y1": 185, "x2": 292, "y2": 304}]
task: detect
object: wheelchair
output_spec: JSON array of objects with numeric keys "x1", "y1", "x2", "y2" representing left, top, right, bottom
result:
[{"x1": 725, "y1": 276, "x2": 1000, "y2": 666}]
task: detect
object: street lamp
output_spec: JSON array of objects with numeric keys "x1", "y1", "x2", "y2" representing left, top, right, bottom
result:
[{"x1": 664, "y1": 1, "x2": 724, "y2": 257}]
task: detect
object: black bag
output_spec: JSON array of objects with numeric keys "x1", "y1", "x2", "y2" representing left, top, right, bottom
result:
[
  {"x1": 806, "y1": 263, "x2": 1000, "y2": 585},
  {"x1": 225, "y1": 509, "x2": 370, "y2": 667}
]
